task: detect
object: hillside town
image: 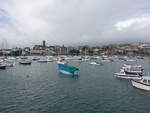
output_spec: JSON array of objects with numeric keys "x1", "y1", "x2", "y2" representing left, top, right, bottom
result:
[{"x1": 0, "y1": 41, "x2": 150, "y2": 56}]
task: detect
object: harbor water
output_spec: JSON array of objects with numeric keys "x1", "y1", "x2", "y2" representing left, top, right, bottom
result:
[{"x1": 0, "y1": 58, "x2": 150, "y2": 113}]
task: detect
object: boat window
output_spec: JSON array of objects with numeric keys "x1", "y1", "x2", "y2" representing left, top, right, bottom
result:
[
  {"x1": 143, "y1": 79, "x2": 147, "y2": 83},
  {"x1": 148, "y1": 80, "x2": 150, "y2": 83}
]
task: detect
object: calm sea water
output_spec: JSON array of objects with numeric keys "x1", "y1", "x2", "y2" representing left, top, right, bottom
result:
[{"x1": 0, "y1": 58, "x2": 150, "y2": 113}]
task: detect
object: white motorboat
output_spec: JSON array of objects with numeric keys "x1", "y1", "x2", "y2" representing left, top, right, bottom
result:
[
  {"x1": 90, "y1": 61, "x2": 103, "y2": 66},
  {"x1": 131, "y1": 76, "x2": 150, "y2": 91},
  {"x1": 114, "y1": 64, "x2": 143, "y2": 79},
  {"x1": 56, "y1": 60, "x2": 68, "y2": 65},
  {"x1": 122, "y1": 64, "x2": 143, "y2": 75},
  {"x1": 0, "y1": 62, "x2": 6, "y2": 69},
  {"x1": 37, "y1": 59, "x2": 48, "y2": 63},
  {"x1": 114, "y1": 69, "x2": 142, "y2": 80}
]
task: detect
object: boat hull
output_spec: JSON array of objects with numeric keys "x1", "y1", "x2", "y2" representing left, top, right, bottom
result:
[
  {"x1": 114, "y1": 73, "x2": 141, "y2": 80},
  {"x1": 32, "y1": 58, "x2": 40, "y2": 61},
  {"x1": 0, "y1": 65, "x2": 6, "y2": 69},
  {"x1": 131, "y1": 80, "x2": 150, "y2": 91},
  {"x1": 58, "y1": 64, "x2": 79, "y2": 76},
  {"x1": 19, "y1": 62, "x2": 31, "y2": 65},
  {"x1": 59, "y1": 70, "x2": 79, "y2": 75}
]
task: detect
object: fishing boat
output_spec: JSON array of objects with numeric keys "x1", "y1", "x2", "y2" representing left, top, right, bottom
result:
[
  {"x1": 58, "y1": 64, "x2": 79, "y2": 75},
  {"x1": 19, "y1": 59, "x2": 32, "y2": 65},
  {"x1": 131, "y1": 76, "x2": 150, "y2": 91},
  {"x1": 114, "y1": 64, "x2": 143, "y2": 79},
  {"x1": 90, "y1": 61, "x2": 103, "y2": 65}
]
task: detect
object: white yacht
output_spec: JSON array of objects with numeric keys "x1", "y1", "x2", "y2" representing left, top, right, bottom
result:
[
  {"x1": 131, "y1": 76, "x2": 150, "y2": 91},
  {"x1": 114, "y1": 64, "x2": 143, "y2": 79},
  {"x1": 122, "y1": 64, "x2": 143, "y2": 75}
]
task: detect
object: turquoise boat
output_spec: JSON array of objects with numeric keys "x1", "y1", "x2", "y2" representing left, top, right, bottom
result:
[{"x1": 58, "y1": 64, "x2": 79, "y2": 75}]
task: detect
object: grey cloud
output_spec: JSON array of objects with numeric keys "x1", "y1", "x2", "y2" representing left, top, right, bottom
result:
[{"x1": 0, "y1": 0, "x2": 150, "y2": 48}]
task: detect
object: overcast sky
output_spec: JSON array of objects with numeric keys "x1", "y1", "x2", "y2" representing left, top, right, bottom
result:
[{"x1": 0, "y1": 0, "x2": 150, "y2": 48}]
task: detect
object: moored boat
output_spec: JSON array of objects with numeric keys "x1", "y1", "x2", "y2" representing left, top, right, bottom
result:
[
  {"x1": 58, "y1": 64, "x2": 79, "y2": 75},
  {"x1": 19, "y1": 59, "x2": 32, "y2": 65},
  {"x1": 137, "y1": 56, "x2": 144, "y2": 59},
  {"x1": 46, "y1": 56, "x2": 53, "y2": 62},
  {"x1": 126, "y1": 59, "x2": 137, "y2": 62},
  {"x1": 0, "y1": 60, "x2": 6, "y2": 69},
  {"x1": 0, "y1": 63, "x2": 6, "y2": 69},
  {"x1": 118, "y1": 57, "x2": 126, "y2": 61},
  {"x1": 4, "y1": 61, "x2": 15, "y2": 67},
  {"x1": 56, "y1": 60, "x2": 68, "y2": 65},
  {"x1": 131, "y1": 76, "x2": 150, "y2": 91},
  {"x1": 101, "y1": 56, "x2": 113, "y2": 62},
  {"x1": 20, "y1": 56, "x2": 28, "y2": 59},
  {"x1": 32, "y1": 57, "x2": 40, "y2": 61},
  {"x1": 123, "y1": 64, "x2": 143, "y2": 75},
  {"x1": 90, "y1": 61, "x2": 103, "y2": 65},
  {"x1": 114, "y1": 69, "x2": 142, "y2": 80},
  {"x1": 114, "y1": 64, "x2": 143, "y2": 79},
  {"x1": 37, "y1": 59, "x2": 48, "y2": 63}
]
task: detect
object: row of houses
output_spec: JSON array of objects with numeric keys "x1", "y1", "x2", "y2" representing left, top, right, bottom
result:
[{"x1": 1, "y1": 41, "x2": 150, "y2": 56}]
